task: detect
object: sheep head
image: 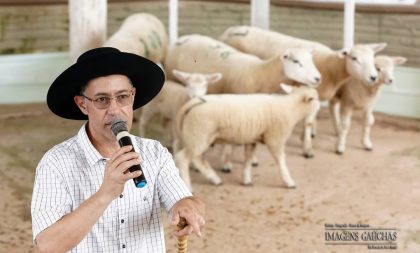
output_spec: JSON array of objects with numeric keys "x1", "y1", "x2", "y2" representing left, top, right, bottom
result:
[
  {"x1": 172, "y1": 69, "x2": 222, "y2": 98},
  {"x1": 344, "y1": 43, "x2": 387, "y2": 86},
  {"x1": 374, "y1": 55, "x2": 407, "y2": 86},
  {"x1": 281, "y1": 48, "x2": 321, "y2": 88}
]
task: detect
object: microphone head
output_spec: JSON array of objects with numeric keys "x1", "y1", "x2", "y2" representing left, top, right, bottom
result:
[{"x1": 111, "y1": 118, "x2": 128, "y2": 136}]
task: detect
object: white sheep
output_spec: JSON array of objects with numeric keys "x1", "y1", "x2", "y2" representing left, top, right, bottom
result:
[
  {"x1": 139, "y1": 69, "x2": 222, "y2": 145},
  {"x1": 104, "y1": 13, "x2": 168, "y2": 63},
  {"x1": 220, "y1": 25, "x2": 331, "y2": 56},
  {"x1": 220, "y1": 25, "x2": 387, "y2": 157},
  {"x1": 330, "y1": 55, "x2": 407, "y2": 154},
  {"x1": 164, "y1": 34, "x2": 322, "y2": 93},
  {"x1": 173, "y1": 85, "x2": 320, "y2": 190}
]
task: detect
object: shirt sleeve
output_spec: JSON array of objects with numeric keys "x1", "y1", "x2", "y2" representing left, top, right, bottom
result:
[
  {"x1": 156, "y1": 144, "x2": 192, "y2": 213},
  {"x1": 31, "y1": 153, "x2": 72, "y2": 241}
]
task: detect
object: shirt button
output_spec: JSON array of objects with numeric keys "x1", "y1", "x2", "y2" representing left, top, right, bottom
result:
[
  {"x1": 122, "y1": 244, "x2": 126, "y2": 249},
  {"x1": 119, "y1": 194, "x2": 124, "y2": 198},
  {"x1": 121, "y1": 219, "x2": 125, "y2": 223}
]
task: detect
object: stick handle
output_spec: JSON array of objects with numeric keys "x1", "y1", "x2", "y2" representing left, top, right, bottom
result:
[{"x1": 177, "y1": 217, "x2": 188, "y2": 253}]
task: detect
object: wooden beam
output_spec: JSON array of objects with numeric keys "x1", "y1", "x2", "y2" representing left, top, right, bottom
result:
[
  {"x1": 1, "y1": 0, "x2": 419, "y2": 14},
  {"x1": 251, "y1": 0, "x2": 270, "y2": 30},
  {"x1": 169, "y1": 0, "x2": 178, "y2": 45},
  {"x1": 69, "y1": 0, "x2": 107, "y2": 62},
  {"x1": 343, "y1": 0, "x2": 355, "y2": 48}
]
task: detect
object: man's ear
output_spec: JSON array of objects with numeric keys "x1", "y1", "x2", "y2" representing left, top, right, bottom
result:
[{"x1": 74, "y1": 95, "x2": 88, "y2": 115}]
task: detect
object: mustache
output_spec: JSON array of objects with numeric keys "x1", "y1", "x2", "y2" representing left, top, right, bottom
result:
[{"x1": 105, "y1": 116, "x2": 126, "y2": 125}]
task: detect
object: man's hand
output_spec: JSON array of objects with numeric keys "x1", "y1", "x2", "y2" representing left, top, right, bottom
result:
[
  {"x1": 99, "y1": 146, "x2": 142, "y2": 201},
  {"x1": 171, "y1": 197, "x2": 205, "y2": 237}
]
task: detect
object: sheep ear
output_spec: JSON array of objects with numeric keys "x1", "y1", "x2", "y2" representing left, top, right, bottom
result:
[
  {"x1": 279, "y1": 83, "x2": 294, "y2": 94},
  {"x1": 391, "y1": 56, "x2": 407, "y2": 65},
  {"x1": 303, "y1": 95, "x2": 314, "y2": 103},
  {"x1": 281, "y1": 50, "x2": 290, "y2": 60},
  {"x1": 337, "y1": 48, "x2": 349, "y2": 58},
  {"x1": 172, "y1": 69, "x2": 190, "y2": 83},
  {"x1": 368, "y1": 43, "x2": 387, "y2": 53},
  {"x1": 206, "y1": 73, "x2": 223, "y2": 84}
]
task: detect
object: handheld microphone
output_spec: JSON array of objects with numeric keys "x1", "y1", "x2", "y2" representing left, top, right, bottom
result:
[{"x1": 111, "y1": 118, "x2": 147, "y2": 188}]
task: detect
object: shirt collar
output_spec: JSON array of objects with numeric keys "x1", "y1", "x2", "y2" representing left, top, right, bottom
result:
[{"x1": 77, "y1": 123, "x2": 106, "y2": 167}]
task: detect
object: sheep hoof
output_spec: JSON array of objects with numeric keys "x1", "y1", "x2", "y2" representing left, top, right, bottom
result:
[
  {"x1": 365, "y1": 146, "x2": 373, "y2": 151},
  {"x1": 221, "y1": 167, "x2": 231, "y2": 173},
  {"x1": 303, "y1": 153, "x2": 314, "y2": 159},
  {"x1": 336, "y1": 150, "x2": 344, "y2": 155},
  {"x1": 242, "y1": 182, "x2": 253, "y2": 187},
  {"x1": 210, "y1": 176, "x2": 223, "y2": 186},
  {"x1": 311, "y1": 133, "x2": 316, "y2": 138},
  {"x1": 251, "y1": 162, "x2": 259, "y2": 167},
  {"x1": 213, "y1": 181, "x2": 223, "y2": 186},
  {"x1": 286, "y1": 184, "x2": 297, "y2": 189}
]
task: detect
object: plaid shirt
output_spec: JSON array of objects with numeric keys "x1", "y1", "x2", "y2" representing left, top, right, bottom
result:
[{"x1": 31, "y1": 124, "x2": 192, "y2": 252}]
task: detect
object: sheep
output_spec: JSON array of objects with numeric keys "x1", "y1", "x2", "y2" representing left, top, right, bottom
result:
[
  {"x1": 220, "y1": 25, "x2": 387, "y2": 157},
  {"x1": 164, "y1": 34, "x2": 322, "y2": 93},
  {"x1": 330, "y1": 55, "x2": 407, "y2": 154},
  {"x1": 173, "y1": 85, "x2": 320, "y2": 190},
  {"x1": 164, "y1": 34, "x2": 321, "y2": 166},
  {"x1": 220, "y1": 25, "x2": 331, "y2": 57},
  {"x1": 104, "y1": 13, "x2": 168, "y2": 63},
  {"x1": 139, "y1": 69, "x2": 222, "y2": 145}
]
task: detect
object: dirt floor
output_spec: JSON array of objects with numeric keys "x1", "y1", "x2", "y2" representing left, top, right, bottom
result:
[{"x1": 0, "y1": 103, "x2": 419, "y2": 253}]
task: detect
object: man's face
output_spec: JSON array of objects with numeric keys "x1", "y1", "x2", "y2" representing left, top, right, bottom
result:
[{"x1": 74, "y1": 74, "x2": 136, "y2": 143}]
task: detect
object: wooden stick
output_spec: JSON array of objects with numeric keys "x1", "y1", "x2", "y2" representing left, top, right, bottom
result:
[{"x1": 177, "y1": 217, "x2": 188, "y2": 253}]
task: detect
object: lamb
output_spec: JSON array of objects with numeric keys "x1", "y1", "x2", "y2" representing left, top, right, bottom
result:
[
  {"x1": 330, "y1": 55, "x2": 407, "y2": 154},
  {"x1": 104, "y1": 13, "x2": 168, "y2": 63},
  {"x1": 220, "y1": 25, "x2": 387, "y2": 157},
  {"x1": 139, "y1": 69, "x2": 222, "y2": 145},
  {"x1": 164, "y1": 34, "x2": 322, "y2": 93},
  {"x1": 173, "y1": 85, "x2": 320, "y2": 190}
]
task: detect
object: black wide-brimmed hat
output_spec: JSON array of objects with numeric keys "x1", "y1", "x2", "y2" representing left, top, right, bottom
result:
[{"x1": 47, "y1": 47, "x2": 165, "y2": 120}]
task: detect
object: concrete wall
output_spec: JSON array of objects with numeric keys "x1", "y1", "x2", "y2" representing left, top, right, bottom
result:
[{"x1": 1, "y1": 1, "x2": 420, "y2": 67}]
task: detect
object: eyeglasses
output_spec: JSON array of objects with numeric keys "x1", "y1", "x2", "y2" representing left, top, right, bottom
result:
[{"x1": 80, "y1": 89, "x2": 134, "y2": 109}]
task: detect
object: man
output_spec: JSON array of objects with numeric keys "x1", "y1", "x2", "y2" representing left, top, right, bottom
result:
[{"x1": 31, "y1": 47, "x2": 205, "y2": 253}]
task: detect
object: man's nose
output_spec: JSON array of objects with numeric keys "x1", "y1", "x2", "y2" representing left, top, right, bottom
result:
[{"x1": 107, "y1": 97, "x2": 120, "y2": 111}]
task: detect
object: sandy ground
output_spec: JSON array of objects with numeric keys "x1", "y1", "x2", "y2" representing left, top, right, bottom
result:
[{"x1": 0, "y1": 103, "x2": 419, "y2": 253}]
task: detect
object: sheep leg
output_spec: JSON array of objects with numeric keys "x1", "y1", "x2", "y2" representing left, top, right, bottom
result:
[
  {"x1": 266, "y1": 140, "x2": 296, "y2": 188},
  {"x1": 221, "y1": 144, "x2": 233, "y2": 173},
  {"x1": 329, "y1": 99, "x2": 341, "y2": 136},
  {"x1": 243, "y1": 143, "x2": 258, "y2": 186},
  {"x1": 138, "y1": 107, "x2": 155, "y2": 137},
  {"x1": 251, "y1": 143, "x2": 259, "y2": 167},
  {"x1": 311, "y1": 118, "x2": 317, "y2": 138},
  {"x1": 362, "y1": 109, "x2": 375, "y2": 151},
  {"x1": 192, "y1": 157, "x2": 222, "y2": 186},
  {"x1": 336, "y1": 107, "x2": 353, "y2": 155},
  {"x1": 174, "y1": 149, "x2": 193, "y2": 191},
  {"x1": 303, "y1": 112, "x2": 317, "y2": 158},
  {"x1": 164, "y1": 119, "x2": 174, "y2": 147}
]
